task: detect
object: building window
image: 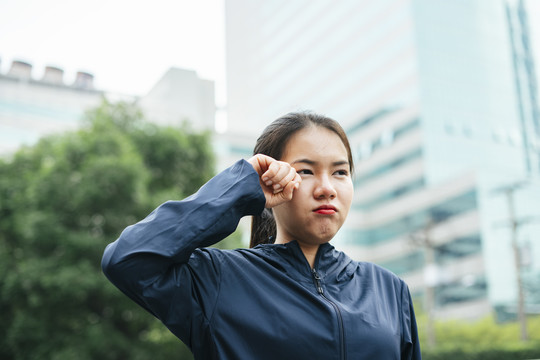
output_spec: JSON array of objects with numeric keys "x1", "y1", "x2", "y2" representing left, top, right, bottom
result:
[
  {"x1": 381, "y1": 129, "x2": 394, "y2": 147},
  {"x1": 358, "y1": 141, "x2": 372, "y2": 159},
  {"x1": 435, "y1": 234, "x2": 482, "y2": 264},
  {"x1": 354, "y1": 177, "x2": 424, "y2": 211},
  {"x1": 354, "y1": 147, "x2": 423, "y2": 186},
  {"x1": 379, "y1": 251, "x2": 424, "y2": 276},
  {"x1": 349, "y1": 189, "x2": 478, "y2": 246},
  {"x1": 435, "y1": 276, "x2": 487, "y2": 307}
]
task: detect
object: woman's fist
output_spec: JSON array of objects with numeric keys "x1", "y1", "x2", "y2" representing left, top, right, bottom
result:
[{"x1": 247, "y1": 154, "x2": 301, "y2": 208}]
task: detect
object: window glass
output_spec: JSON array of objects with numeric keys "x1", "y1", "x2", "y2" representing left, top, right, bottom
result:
[
  {"x1": 354, "y1": 178, "x2": 424, "y2": 211},
  {"x1": 435, "y1": 276, "x2": 487, "y2": 306},
  {"x1": 435, "y1": 234, "x2": 482, "y2": 264},
  {"x1": 348, "y1": 189, "x2": 477, "y2": 245}
]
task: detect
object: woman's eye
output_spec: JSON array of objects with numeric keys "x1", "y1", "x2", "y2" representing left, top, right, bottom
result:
[
  {"x1": 335, "y1": 170, "x2": 349, "y2": 176},
  {"x1": 297, "y1": 169, "x2": 313, "y2": 175}
]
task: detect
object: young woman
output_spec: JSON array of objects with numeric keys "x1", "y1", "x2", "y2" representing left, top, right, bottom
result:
[{"x1": 102, "y1": 112, "x2": 421, "y2": 359}]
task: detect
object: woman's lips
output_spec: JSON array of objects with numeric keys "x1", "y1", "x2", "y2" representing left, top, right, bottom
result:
[{"x1": 314, "y1": 205, "x2": 337, "y2": 215}]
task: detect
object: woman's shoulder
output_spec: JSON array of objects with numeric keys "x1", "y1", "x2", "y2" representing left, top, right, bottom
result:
[
  {"x1": 190, "y1": 245, "x2": 274, "y2": 265},
  {"x1": 187, "y1": 245, "x2": 292, "y2": 278},
  {"x1": 350, "y1": 258, "x2": 407, "y2": 286}
]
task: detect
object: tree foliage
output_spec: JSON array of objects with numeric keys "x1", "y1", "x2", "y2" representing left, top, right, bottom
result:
[
  {"x1": 0, "y1": 99, "x2": 217, "y2": 359},
  {"x1": 416, "y1": 307, "x2": 540, "y2": 359}
]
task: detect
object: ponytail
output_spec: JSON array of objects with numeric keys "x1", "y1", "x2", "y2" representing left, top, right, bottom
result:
[{"x1": 250, "y1": 209, "x2": 276, "y2": 248}]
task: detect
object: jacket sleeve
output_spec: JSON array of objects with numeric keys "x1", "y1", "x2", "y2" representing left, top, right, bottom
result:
[
  {"x1": 101, "y1": 159, "x2": 265, "y2": 342},
  {"x1": 401, "y1": 283, "x2": 422, "y2": 360}
]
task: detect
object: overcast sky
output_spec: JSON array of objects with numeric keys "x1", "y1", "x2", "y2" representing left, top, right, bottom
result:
[
  {"x1": 0, "y1": 0, "x2": 226, "y2": 103},
  {"x1": 1, "y1": 0, "x2": 539, "y2": 109}
]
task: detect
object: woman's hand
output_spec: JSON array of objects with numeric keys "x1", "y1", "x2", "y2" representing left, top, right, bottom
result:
[{"x1": 247, "y1": 154, "x2": 301, "y2": 208}]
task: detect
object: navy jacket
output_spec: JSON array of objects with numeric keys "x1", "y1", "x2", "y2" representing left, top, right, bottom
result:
[{"x1": 102, "y1": 160, "x2": 421, "y2": 359}]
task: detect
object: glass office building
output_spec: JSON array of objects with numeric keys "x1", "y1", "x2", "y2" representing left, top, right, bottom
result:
[{"x1": 224, "y1": 0, "x2": 540, "y2": 319}]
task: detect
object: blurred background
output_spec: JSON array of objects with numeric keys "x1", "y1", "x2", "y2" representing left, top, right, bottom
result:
[{"x1": 1, "y1": 0, "x2": 540, "y2": 359}]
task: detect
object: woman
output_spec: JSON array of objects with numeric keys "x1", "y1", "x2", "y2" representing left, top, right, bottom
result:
[{"x1": 102, "y1": 112, "x2": 421, "y2": 359}]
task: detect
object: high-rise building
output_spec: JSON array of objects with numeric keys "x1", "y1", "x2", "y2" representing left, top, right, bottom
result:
[{"x1": 224, "y1": 0, "x2": 540, "y2": 320}]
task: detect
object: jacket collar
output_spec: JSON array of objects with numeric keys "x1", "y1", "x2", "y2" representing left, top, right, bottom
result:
[{"x1": 257, "y1": 240, "x2": 354, "y2": 280}]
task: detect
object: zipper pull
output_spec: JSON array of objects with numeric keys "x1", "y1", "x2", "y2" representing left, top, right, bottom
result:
[{"x1": 312, "y1": 269, "x2": 324, "y2": 295}]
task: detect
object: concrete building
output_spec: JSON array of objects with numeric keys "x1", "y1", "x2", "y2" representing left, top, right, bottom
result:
[
  {"x1": 0, "y1": 62, "x2": 216, "y2": 156},
  {"x1": 138, "y1": 67, "x2": 215, "y2": 131},
  {"x1": 224, "y1": 0, "x2": 540, "y2": 320},
  {"x1": 0, "y1": 60, "x2": 103, "y2": 155}
]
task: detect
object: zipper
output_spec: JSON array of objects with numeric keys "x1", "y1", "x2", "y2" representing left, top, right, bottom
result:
[{"x1": 312, "y1": 268, "x2": 346, "y2": 360}]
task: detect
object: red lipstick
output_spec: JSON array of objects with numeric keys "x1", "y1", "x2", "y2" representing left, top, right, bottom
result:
[{"x1": 314, "y1": 205, "x2": 337, "y2": 215}]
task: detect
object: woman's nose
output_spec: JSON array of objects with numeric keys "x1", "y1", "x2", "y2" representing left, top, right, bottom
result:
[{"x1": 314, "y1": 175, "x2": 337, "y2": 199}]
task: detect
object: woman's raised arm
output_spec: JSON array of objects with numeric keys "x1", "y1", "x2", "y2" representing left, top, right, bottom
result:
[{"x1": 101, "y1": 159, "x2": 265, "y2": 335}]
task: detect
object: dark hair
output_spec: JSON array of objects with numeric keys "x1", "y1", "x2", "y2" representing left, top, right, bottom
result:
[{"x1": 249, "y1": 111, "x2": 354, "y2": 248}]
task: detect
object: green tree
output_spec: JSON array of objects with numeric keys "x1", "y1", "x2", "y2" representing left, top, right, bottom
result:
[
  {"x1": 0, "y1": 99, "x2": 218, "y2": 359},
  {"x1": 415, "y1": 304, "x2": 540, "y2": 359}
]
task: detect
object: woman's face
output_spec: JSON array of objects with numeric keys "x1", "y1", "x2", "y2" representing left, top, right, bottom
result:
[{"x1": 273, "y1": 125, "x2": 354, "y2": 246}]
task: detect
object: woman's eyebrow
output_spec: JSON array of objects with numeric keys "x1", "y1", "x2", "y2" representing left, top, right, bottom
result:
[
  {"x1": 291, "y1": 158, "x2": 316, "y2": 165},
  {"x1": 333, "y1": 160, "x2": 350, "y2": 167},
  {"x1": 291, "y1": 159, "x2": 349, "y2": 166}
]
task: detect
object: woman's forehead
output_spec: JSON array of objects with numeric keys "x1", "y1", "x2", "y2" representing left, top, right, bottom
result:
[{"x1": 281, "y1": 126, "x2": 348, "y2": 161}]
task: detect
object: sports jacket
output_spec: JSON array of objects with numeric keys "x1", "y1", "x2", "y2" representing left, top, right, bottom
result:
[{"x1": 102, "y1": 160, "x2": 421, "y2": 359}]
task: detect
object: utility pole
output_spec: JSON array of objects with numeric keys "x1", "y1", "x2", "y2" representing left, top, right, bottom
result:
[
  {"x1": 424, "y1": 243, "x2": 437, "y2": 348},
  {"x1": 505, "y1": 186, "x2": 528, "y2": 341},
  {"x1": 410, "y1": 218, "x2": 437, "y2": 348},
  {"x1": 492, "y1": 181, "x2": 535, "y2": 341}
]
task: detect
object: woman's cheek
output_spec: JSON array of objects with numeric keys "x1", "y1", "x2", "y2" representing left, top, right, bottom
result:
[{"x1": 340, "y1": 180, "x2": 354, "y2": 205}]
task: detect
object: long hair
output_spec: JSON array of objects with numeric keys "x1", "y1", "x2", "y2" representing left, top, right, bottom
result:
[{"x1": 249, "y1": 111, "x2": 354, "y2": 248}]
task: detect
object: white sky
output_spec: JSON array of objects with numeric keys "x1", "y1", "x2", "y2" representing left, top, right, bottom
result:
[
  {"x1": 0, "y1": 0, "x2": 226, "y2": 103},
  {"x1": 0, "y1": 0, "x2": 539, "y2": 109}
]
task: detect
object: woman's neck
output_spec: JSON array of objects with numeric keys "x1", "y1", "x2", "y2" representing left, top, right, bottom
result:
[
  {"x1": 297, "y1": 242, "x2": 320, "y2": 268},
  {"x1": 275, "y1": 237, "x2": 320, "y2": 268}
]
